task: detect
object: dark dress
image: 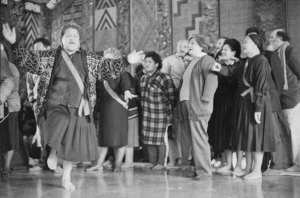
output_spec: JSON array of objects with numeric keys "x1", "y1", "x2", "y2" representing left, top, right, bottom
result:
[
  {"x1": 96, "y1": 71, "x2": 130, "y2": 148},
  {"x1": 0, "y1": 105, "x2": 10, "y2": 154},
  {"x1": 222, "y1": 54, "x2": 276, "y2": 152},
  {"x1": 208, "y1": 62, "x2": 237, "y2": 153}
]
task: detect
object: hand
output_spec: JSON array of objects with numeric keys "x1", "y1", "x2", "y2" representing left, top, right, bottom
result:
[
  {"x1": 124, "y1": 90, "x2": 137, "y2": 102},
  {"x1": 254, "y1": 112, "x2": 261, "y2": 124},
  {"x1": 127, "y1": 50, "x2": 145, "y2": 64},
  {"x1": 212, "y1": 62, "x2": 221, "y2": 72},
  {"x1": 32, "y1": 130, "x2": 41, "y2": 147},
  {"x1": 2, "y1": 23, "x2": 17, "y2": 44}
]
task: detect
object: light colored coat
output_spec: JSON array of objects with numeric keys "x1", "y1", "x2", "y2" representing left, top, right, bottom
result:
[{"x1": 7, "y1": 62, "x2": 21, "y2": 112}]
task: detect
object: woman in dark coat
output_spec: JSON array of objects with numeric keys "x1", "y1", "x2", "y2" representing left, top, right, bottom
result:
[
  {"x1": 86, "y1": 48, "x2": 136, "y2": 172},
  {"x1": 212, "y1": 34, "x2": 276, "y2": 180},
  {"x1": 208, "y1": 39, "x2": 241, "y2": 172},
  {"x1": 0, "y1": 44, "x2": 15, "y2": 175}
]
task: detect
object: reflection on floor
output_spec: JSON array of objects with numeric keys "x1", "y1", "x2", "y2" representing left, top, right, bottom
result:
[{"x1": 1, "y1": 165, "x2": 300, "y2": 198}]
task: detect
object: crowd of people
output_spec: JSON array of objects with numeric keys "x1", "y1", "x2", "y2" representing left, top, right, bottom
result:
[{"x1": 1, "y1": 22, "x2": 300, "y2": 191}]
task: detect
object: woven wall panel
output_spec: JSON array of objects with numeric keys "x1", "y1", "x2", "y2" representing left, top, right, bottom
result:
[
  {"x1": 172, "y1": 0, "x2": 219, "y2": 51},
  {"x1": 130, "y1": 0, "x2": 157, "y2": 52},
  {"x1": 220, "y1": 0, "x2": 252, "y2": 44},
  {"x1": 287, "y1": 0, "x2": 300, "y2": 50}
]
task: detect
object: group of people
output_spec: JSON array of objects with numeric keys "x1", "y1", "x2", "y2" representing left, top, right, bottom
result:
[
  {"x1": 208, "y1": 28, "x2": 300, "y2": 180},
  {"x1": 1, "y1": 21, "x2": 299, "y2": 191}
]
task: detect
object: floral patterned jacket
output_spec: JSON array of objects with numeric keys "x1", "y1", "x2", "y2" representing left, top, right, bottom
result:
[{"x1": 12, "y1": 45, "x2": 124, "y2": 118}]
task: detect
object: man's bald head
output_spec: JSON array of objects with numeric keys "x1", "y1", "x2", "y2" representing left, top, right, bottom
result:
[{"x1": 269, "y1": 29, "x2": 290, "y2": 50}]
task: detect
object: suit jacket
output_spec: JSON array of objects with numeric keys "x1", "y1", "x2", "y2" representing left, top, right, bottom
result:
[{"x1": 267, "y1": 46, "x2": 300, "y2": 109}]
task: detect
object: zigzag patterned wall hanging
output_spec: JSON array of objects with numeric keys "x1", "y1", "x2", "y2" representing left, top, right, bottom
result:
[
  {"x1": 95, "y1": 8, "x2": 116, "y2": 31},
  {"x1": 25, "y1": 11, "x2": 40, "y2": 50},
  {"x1": 96, "y1": 0, "x2": 116, "y2": 9}
]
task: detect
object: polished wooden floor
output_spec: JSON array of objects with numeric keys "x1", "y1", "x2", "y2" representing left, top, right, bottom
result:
[{"x1": 1, "y1": 165, "x2": 300, "y2": 198}]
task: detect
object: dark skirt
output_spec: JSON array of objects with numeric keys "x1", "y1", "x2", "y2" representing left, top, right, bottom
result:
[
  {"x1": 8, "y1": 112, "x2": 20, "y2": 150},
  {"x1": 208, "y1": 93, "x2": 232, "y2": 153},
  {"x1": 98, "y1": 98, "x2": 128, "y2": 147},
  {"x1": 0, "y1": 115, "x2": 10, "y2": 154},
  {"x1": 127, "y1": 117, "x2": 139, "y2": 147},
  {"x1": 229, "y1": 93, "x2": 241, "y2": 150},
  {"x1": 0, "y1": 112, "x2": 20, "y2": 154},
  {"x1": 39, "y1": 106, "x2": 99, "y2": 162},
  {"x1": 236, "y1": 94, "x2": 276, "y2": 152}
]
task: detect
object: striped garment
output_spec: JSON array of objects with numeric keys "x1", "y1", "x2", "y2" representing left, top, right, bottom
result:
[{"x1": 140, "y1": 70, "x2": 175, "y2": 145}]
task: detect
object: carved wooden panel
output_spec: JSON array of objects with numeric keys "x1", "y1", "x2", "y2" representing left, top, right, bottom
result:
[
  {"x1": 116, "y1": 0, "x2": 130, "y2": 54},
  {"x1": 51, "y1": 0, "x2": 93, "y2": 50},
  {"x1": 94, "y1": 0, "x2": 117, "y2": 52},
  {"x1": 155, "y1": 0, "x2": 172, "y2": 57},
  {"x1": 130, "y1": 0, "x2": 172, "y2": 58}
]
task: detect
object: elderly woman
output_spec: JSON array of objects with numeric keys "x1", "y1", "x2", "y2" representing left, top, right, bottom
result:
[
  {"x1": 0, "y1": 44, "x2": 16, "y2": 176},
  {"x1": 212, "y1": 34, "x2": 276, "y2": 180},
  {"x1": 213, "y1": 37, "x2": 228, "y2": 61},
  {"x1": 2, "y1": 22, "x2": 141, "y2": 190},
  {"x1": 86, "y1": 48, "x2": 135, "y2": 172},
  {"x1": 179, "y1": 34, "x2": 218, "y2": 180}
]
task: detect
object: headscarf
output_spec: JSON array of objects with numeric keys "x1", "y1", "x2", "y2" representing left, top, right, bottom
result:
[{"x1": 248, "y1": 34, "x2": 264, "y2": 53}]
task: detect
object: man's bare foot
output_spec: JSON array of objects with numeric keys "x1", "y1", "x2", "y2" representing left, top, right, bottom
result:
[
  {"x1": 263, "y1": 168, "x2": 283, "y2": 176},
  {"x1": 122, "y1": 162, "x2": 133, "y2": 168},
  {"x1": 62, "y1": 178, "x2": 75, "y2": 191},
  {"x1": 85, "y1": 164, "x2": 103, "y2": 171},
  {"x1": 233, "y1": 169, "x2": 249, "y2": 177},
  {"x1": 217, "y1": 165, "x2": 232, "y2": 172},
  {"x1": 243, "y1": 171, "x2": 262, "y2": 180},
  {"x1": 286, "y1": 165, "x2": 300, "y2": 172},
  {"x1": 233, "y1": 167, "x2": 242, "y2": 173},
  {"x1": 47, "y1": 153, "x2": 58, "y2": 170},
  {"x1": 54, "y1": 165, "x2": 63, "y2": 174}
]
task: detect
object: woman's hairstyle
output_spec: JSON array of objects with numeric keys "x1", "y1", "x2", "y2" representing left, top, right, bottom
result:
[
  {"x1": 223, "y1": 38, "x2": 241, "y2": 58},
  {"x1": 276, "y1": 31, "x2": 291, "y2": 42},
  {"x1": 189, "y1": 34, "x2": 211, "y2": 53},
  {"x1": 60, "y1": 22, "x2": 81, "y2": 39},
  {"x1": 33, "y1": 38, "x2": 51, "y2": 47},
  {"x1": 145, "y1": 51, "x2": 162, "y2": 70},
  {"x1": 245, "y1": 26, "x2": 266, "y2": 42},
  {"x1": 177, "y1": 39, "x2": 188, "y2": 46},
  {"x1": 219, "y1": 36, "x2": 229, "y2": 41},
  {"x1": 248, "y1": 34, "x2": 264, "y2": 53},
  {"x1": 103, "y1": 47, "x2": 122, "y2": 59}
]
